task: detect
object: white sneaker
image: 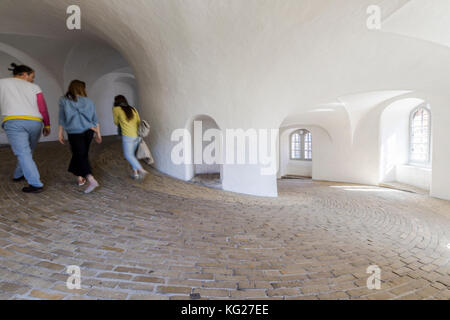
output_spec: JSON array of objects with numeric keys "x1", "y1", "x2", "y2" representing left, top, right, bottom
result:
[
  {"x1": 138, "y1": 170, "x2": 149, "y2": 180},
  {"x1": 131, "y1": 173, "x2": 140, "y2": 180},
  {"x1": 84, "y1": 181, "x2": 99, "y2": 194}
]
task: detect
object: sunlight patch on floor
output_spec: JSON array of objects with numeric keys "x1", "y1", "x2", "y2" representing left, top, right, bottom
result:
[{"x1": 330, "y1": 186, "x2": 400, "y2": 193}]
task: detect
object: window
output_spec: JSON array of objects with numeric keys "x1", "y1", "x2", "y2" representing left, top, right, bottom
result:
[
  {"x1": 409, "y1": 106, "x2": 431, "y2": 165},
  {"x1": 290, "y1": 129, "x2": 312, "y2": 161}
]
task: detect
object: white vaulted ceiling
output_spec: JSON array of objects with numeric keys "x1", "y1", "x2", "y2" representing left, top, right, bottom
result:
[
  {"x1": 0, "y1": 0, "x2": 449, "y2": 199},
  {"x1": 383, "y1": 0, "x2": 450, "y2": 48}
]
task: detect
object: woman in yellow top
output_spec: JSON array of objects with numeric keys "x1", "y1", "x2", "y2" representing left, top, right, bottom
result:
[{"x1": 113, "y1": 95, "x2": 148, "y2": 180}]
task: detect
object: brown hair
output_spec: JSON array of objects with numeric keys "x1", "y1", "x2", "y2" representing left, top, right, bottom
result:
[
  {"x1": 65, "y1": 80, "x2": 87, "y2": 102},
  {"x1": 114, "y1": 95, "x2": 135, "y2": 121}
]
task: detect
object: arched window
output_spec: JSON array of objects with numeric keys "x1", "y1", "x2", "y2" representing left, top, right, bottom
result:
[
  {"x1": 409, "y1": 106, "x2": 431, "y2": 165},
  {"x1": 291, "y1": 129, "x2": 312, "y2": 161}
]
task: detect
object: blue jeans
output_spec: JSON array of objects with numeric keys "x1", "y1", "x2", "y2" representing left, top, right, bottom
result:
[
  {"x1": 2, "y1": 119, "x2": 44, "y2": 187},
  {"x1": 122, "y1": 136, "x2": 143, "y2": 171}
]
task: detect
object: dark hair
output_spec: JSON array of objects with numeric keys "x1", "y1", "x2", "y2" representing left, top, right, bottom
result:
[
  {"x1": 65, "y1": 80, "x2": 87, "y2": 102},
  {"x1": 8, "y1": 63, "x2": 34, "y2": 76},
  {"x1": 114, "y1": 95, "x2": 135, "y2": 121}
]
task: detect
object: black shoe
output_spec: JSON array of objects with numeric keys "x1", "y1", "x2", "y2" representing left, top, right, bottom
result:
[
  {"x1": 22, "y1": 185, "x2": 44, "y2": 194},
  {"x1": 13, "y1": 176, "x2": 25, "y2": 182}
]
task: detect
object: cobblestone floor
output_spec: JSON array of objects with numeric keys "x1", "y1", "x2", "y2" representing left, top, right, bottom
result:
[{"x1": 0, "y1": 137, "x2": 448, "y2": 300}]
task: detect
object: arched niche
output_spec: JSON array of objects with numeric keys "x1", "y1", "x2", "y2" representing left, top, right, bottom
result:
[
  {"x1": 280, "y1": 127, "x2": 313, "y2": 179},
  {"x1": 279, "y1": 124, "x2": 332, "y2": 181},
  {"x1": 379, "y1": 98, "x2": 432, "y2": 191},
  {"x1": 279, "y1": 108, "x2": 344, "y2": 183},
  {"x1": 185, "y1": 114, "x2": 223, "y2": 189},
  {"x1": 89, "y1": 72, "x2": 138, "y2": 137}
]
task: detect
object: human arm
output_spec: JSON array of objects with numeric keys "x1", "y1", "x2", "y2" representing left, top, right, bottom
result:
[
  {"x1": 58, "y1": 98, "x2": 66, "y2": 143},
  {"x1": 58, "y1": 98, "x2": 66, "y2": 129},
  {"x1": 37, "y1": 92, "x2": 51, "y2": 136},
  {"x1": 90, "y1": 103, "x2": 101, "y2": 141},
  {"x1": 113, "y1": 107, "x2": 120, "y2": 126},
  {"x1": 136, "y1": 108, "x2": 141, "y2": 124},
  {"x1": 58, "y1": 125, "x2": 65, "y2": 145},
  {"x1": 93, "y1": 123, "x2": 102, "y2": 144},
  {"x1": 90, "y1": 103, "x2": 102, "y2": 144},
  {"x1": 92, "y1": 102, "x2": 99, "y2": 128}
]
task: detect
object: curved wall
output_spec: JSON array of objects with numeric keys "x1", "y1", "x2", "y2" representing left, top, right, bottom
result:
[{"x1": 1, "y1": 1, "x2": 450, "y2": 199}]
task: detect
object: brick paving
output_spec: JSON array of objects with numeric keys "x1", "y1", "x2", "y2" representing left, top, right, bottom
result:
[{"x1": 0, "y1": 137, "x2": 448, "y2": 300}]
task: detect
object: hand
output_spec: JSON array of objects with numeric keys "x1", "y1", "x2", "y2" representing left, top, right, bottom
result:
[
  {"x1": 95, "y1": 134, "x2": 102, "y2": 144},
  {"x1": 58, "y1": 133, "x2": 65, "y2": 145},
  {"x1": 43, "y1": 127, "x2": 51, "y2": 137},
  {"x1": 91, "y1": 127, "x2": 99, "y2": 134}
]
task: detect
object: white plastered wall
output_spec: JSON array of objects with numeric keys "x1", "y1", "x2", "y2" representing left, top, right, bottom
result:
[{"x1": 0, "y1": 0, "x2": 450, "y2": 199}]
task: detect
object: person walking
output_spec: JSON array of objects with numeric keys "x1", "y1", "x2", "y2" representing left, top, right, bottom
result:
[
  {"x1": 58, "y1": 80, "x2": 102, "y2": 194},
  {"x1": 113, "y1": 95, "x2": 148, "y2": 180},
  {"x1": 0, "y1": 63, "x2": 51, "y2": 193}
]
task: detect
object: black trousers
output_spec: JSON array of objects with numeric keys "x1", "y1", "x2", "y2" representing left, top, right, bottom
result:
[{"x1": 68, "y1": 130, "x2": 94, "y2": 178}]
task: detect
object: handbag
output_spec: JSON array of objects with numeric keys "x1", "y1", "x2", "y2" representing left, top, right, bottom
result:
[
  {"x1": 132, "y1": 108, "x2": 153, "y2": 164},
  {"x1": 138, "y1": 119, "x2": 150, "y2": 138},
  {"x1": 136, "y1": 138, "x2": 154, "y2": 165}
]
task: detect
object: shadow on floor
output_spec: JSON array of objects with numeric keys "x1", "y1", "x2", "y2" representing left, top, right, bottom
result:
[
  {"x1": 281, "y1": 175, "x2": 312, "y2": 180},
  {"x1": 189, "y1": 173, "x2": 222, "y2": 190},
  {"x1": 380, "y1": 181, "x2": 429, "y2": 195}
]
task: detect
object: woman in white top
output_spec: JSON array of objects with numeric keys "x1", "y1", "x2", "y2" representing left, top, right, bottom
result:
[{"x1": 0, "y1": 63, "x2": 51, "y2": 193}]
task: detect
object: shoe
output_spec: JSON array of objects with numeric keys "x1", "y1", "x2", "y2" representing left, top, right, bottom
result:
[
  {"x1": 131, "y1": 173, "x2": 140, "y2": 180},
  {"x1": 84, "y1": 181, "x2": 99, "y2": 194},
  {"x1": 78, "y1": 177, "x2": 87, "y2": 186},
  {"x1": 13, "y1": 176, "x2": 25, "y2": 182},
  {"x1": 22, "y1": 185, "x2": 44, "y2": 193},
  {"x1": 138, "y1": 171, "x2": 149, "y2": 180}
]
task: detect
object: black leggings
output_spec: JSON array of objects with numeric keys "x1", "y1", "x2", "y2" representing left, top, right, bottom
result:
[{"x1": 68, "y1": 130, "x2": 94, "y2": 178}]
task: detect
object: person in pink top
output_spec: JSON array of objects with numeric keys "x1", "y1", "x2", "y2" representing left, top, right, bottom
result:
[{"x1": 0, "y1": 63, "x2": 51, "y2": 193}]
